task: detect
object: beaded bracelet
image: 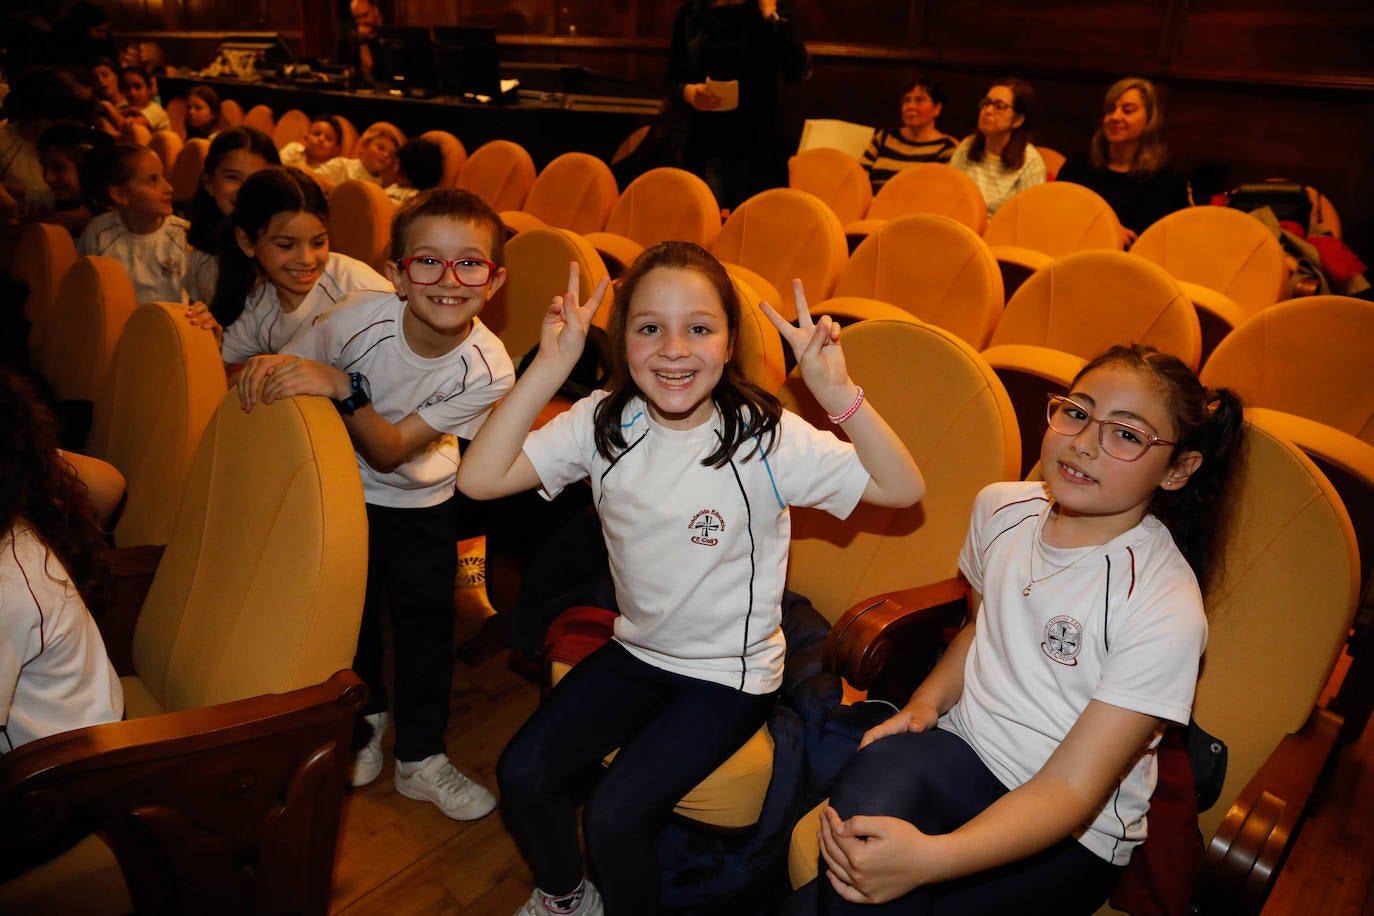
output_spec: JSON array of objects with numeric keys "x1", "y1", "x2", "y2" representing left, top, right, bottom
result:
[{"x1": 827, "y1": 386, "x2": 865, "y2": 425}]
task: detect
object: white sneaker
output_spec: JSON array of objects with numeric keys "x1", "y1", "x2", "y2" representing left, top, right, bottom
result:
[
  {"x1": 351, "y1": 711, "x2": 387, "y2": 787},
  {"x1": 513, "y1": 880, "x2": 604, "y2": 916},
  {"x1": 394, "y1": 754, "x2": 497, "y2": 821}
]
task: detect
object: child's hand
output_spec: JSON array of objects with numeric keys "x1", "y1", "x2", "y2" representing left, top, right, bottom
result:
[
  {"x1": 759, "y1": 279, "x2": 858, "y2": 417},
  {"x1": 819, "y1": 806, "x2": 933, "y2": 903},
  {"x1": 237, "y1": 355, "x2": 346, "y2": 412},
  {"x1": 858, "y1": 700, "x2": 940, "y2": 749},
  {"x1": 539, "y1": 260, "x2": 610, "y2": 367},
  {"x1": 185, "y1": 302, "x2": 223, "y2": 347}
]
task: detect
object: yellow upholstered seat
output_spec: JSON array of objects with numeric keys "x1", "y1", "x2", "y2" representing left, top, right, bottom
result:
[
  {"x1": 11, "y1": 221, "x2": 77, "y2": 368},
  {"x1": 168, "y1": 136, "x2": 209, "y2": 209},
  {"x1": 219, "y1": 97, "x2": 244, "y2": 127},
  {"x1": 981, "y1": 250, "x2": 1199, "y2": 475},
  {"x1": 489, "y1": 226, "x2": 612, "y2": 363},
  {"x1": 710, "y1": 187, "x2": 848, "y2": 321},
  {"x1": 500, "y1": 151, "x2": 619, "y2": 236},
  {"x1": 242, "y1": 103, "x2": 274, "y2": 136},
  {"x1": 831, "y1": 213, "x2": 1003, "y2": 348},
  {"x1": 983, "y1": 181, "x2": 1123, "y2": 299},
  {"x1": 87, "y1": 302, "x2": 227, "y2": 548},
  {"x1": 585, "y1": 167, "x2": 722, "y2": 275},
  {"x1": 272, "y1": 107, "x2": 311, "y2": 148},
  {"x1": 41, "y1": 256, "x2": 139, "y2": 405},
  {"x1": 456, "y1": 139, "x2": 538, "y2": 212},
  {"x1": 844, "y1": 162, "x2": 988, "y2": 243},
  {"x1": 0, "y1": 390, "x2": 369, "y2": 915},
  {"x1": 327, "y1": 179, "x2": 395, "y2": 272},
  {"x1": 788, "y1": 147, "x2": 873, "y2": 225},
  {"x1": 147, "y1": 129, "x2": 183, "y2": 172}
]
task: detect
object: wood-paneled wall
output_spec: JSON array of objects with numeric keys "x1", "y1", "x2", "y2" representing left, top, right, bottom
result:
[{"x1": 90, "y1": 0, "x2": 1374, "y2": 256}]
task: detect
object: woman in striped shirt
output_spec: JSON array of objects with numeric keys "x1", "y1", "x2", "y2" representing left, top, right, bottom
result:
[{"x1": 861, "y1": 76, "x2": 958, "y2": 193}]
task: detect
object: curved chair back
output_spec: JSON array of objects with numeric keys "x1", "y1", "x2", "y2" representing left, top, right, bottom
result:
[
  {"x1": 780, "y1": 320, "x2": 1020, "y2": 620},
  {"x1": 984, "y1": 181, "x2": 1122, "y2": 257},
  {"x1": 420, "y1": 129, "x2": 468, "y2": 188},
  {"x1": 490, "y1": 227, "x2": 612, "y2": 361},
  {"x1": 1132, "y1": 206, "x2": 1289, "y2": 319},
  {"x1": 456, "y1": 139, "x2": 537, "y2": 212},
  {"x1": 147, "y1": 130, "x2": 183, "y2": 172},
  {"x1": 12, "y1": 221, "x2": 78, "y2": 366},
  {"x1": 1202, "y1": 295, "x2": 1374, "y2": 446},
  {"x1": 724, "y1": 265, "x2": 787, "y2": 393},
  {"x1": 990, "y1": 250, "x2": 1201, "y2": 368},
  {"x1": 514, "y1": 152, "x2": 620, "y2": 235},
  {"x1": 863, "y1": 162, "x2": 988, "y2": 234},
  {"x1": 327, "y1": 179, "x2": 395, "y2": 273},
  {"x1": 835, "y1": 214, "x2": 1003, "y2": 348},
  {"x1": 335, "y1": 116, "x2": 359, "y2": 158},
  {"x1": 169, "y1": 137, "x2": 210, "y2": 207},
  {"x1": 165, "y1": 96, "x2": 186, "y2": 138},
  {"x1": 219, "y1": 98, "x2": 244, "y2": 127},
  {"x1": 88, "y1": 303, "x2": 227, "y2": 548},
  {"x1": 1038, "y1": 146, "x2": 1067, "y2": 180},
  {"x1": 242, "y1": 104, "x2": 274, "y2": 136},
  {"x1": 595, "y1": 166, "x2": 721, "y2": 249},
  {"x1": 788, "y1": 147, "x2": 873, "y2": 225},
  {"x1": 272, "y1": 108, "x2": 311, "y2": 148},
  {"x1": 42, "y1": 256, "x2": 139, "y2": 403},
  {"x1": 1194, "y1": 415, "x2": 1358, "y2": 839},
  {"x1": 130, "y1": 389, "x2": 367, "y2": 712},
  {"x1": 710, "y1": 187, "x2": 848, "y2": 322}
]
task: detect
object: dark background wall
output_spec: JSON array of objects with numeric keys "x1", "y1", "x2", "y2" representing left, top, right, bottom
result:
[{"x1": 41, "y1": 0, "x2": 1374, "y2": 258}]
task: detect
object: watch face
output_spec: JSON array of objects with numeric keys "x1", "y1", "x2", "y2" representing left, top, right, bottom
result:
[{"x1": 355, "y1": 373, "x2": 371, "y2": 399}]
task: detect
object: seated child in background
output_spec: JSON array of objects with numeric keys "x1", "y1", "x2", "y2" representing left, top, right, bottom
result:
[
  {"x1": 77, "y1": 143, "x2": 190, "y2": 304},
  {"x1": 236, "y1": 188, "x2": 516, "y2": 822},
  {"x1": 202, "y1": 166, "x2": 390, "y2": 368},
  {"x1": 119, "y1": 65, "x2": 171, "y2": 134},
  {"x1": 386, "y1": 136, "x2": 444, "y2": 204},
  {"x1": 278, "y1": 115, "x2": 347, "y2": 176},
  {"x1": 37, "y1": 121, "x2": 115, "y2": 237},
  {"x1": 316, "y1": 122, "x2": 403, "y2": 189},
  {"x1": 183, "y1": 127, "x2": 280, "y2": 306},
  {"x1": 89, "y1": 57, "x2": 128, "y2": 110},
  {"x1": 184, "y1": 85, "x2": 224, "y2": 140}
]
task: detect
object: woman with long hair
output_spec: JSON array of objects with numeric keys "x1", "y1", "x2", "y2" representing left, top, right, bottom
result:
[{"x1": 948, "y1": 77, "x2": 1046, "y2": 218}]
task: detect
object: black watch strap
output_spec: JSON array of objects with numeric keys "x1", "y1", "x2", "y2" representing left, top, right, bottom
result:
[{"x1": 334, "y1": 371, "x2": 371, "y2": 415}]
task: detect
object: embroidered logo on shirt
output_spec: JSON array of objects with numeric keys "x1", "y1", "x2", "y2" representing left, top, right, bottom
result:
[
  {"x1": 1041, "y1": 615, "x2": 1083, "y2": 666},
  {"x1": 688, "y1": 509, "x2": 725, "y2": 546}
]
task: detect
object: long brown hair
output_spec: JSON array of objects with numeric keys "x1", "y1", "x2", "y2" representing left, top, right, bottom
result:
[
  {"x1": 0, "y1": 369, "x2": 106, "y2": 603},
  {"x1": 967, "y1": 77, "x2": 1035, "y2": 171},
  {"x1": 593, "y1": 242, "x2": 781, "y2": 468}
]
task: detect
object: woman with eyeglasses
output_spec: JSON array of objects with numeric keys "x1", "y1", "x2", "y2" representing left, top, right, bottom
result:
[
  {"x1": 949, "y1": 78, "x2": 1046, "y2": 218},
  {"x1": 1057, "y1": 78, "x2": 1189, "y2": 246},
  {"x1": 860, "y1": 76, "x2": 958, "y2": 194}
]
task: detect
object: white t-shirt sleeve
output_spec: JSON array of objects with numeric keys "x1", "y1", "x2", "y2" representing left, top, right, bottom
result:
[
  {"x1": 772, "y1": 411, "x2": 870, "y2": 519},
  {"x1": 523, "y1": 392, "x2": 600, "y2": 500}
]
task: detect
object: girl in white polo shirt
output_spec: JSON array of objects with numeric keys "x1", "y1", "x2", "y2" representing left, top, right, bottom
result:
[
  {"x1": 205, "y1": 166, "x2": 390, "y2": 373},
  {"x1": 457, "y1": 242, "x2": 925, "y2": 916},
  {"x1": 812, "y1": 345, "x2": 1246, "y2": 915}
]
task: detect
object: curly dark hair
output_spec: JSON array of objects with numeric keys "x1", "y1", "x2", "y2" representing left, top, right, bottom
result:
[{"x1": 0, "y1": 368, "x2": 106, "y2": 602}]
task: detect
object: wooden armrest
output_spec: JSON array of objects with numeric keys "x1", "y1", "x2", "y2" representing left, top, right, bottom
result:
[
  {"x1": 2, "y1": 669, "x2": 367, "y2": 915},
  {"x1": 89, "y1": 544, "x2": 165, "y2": 676},
  {"x1": 824, "y1": 577, "x2": 970, "y2": 703},
  {"x1": 1196, "y1": 707, "x2": 1343, "y2": 915}
]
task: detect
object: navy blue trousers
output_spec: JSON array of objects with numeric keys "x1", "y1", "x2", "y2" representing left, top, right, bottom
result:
[
  {"x1": 498, "y1": 640, "x2": 775, "y2": 915},
  {"x1": 796, "y1": 727, "x2": 1120, "y2": 915}
]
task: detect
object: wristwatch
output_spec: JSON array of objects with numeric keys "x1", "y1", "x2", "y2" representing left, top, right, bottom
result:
[{"x1": 334, "y1": 371, "x2": 372, "y2": 415}]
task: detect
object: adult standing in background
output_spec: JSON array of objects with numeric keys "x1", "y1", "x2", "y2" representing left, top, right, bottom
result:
[
  {"x1": 342, "y1": 0, "x2": 386, "y2": 82},
  {"x1": 667, "y1": 0, "x2": 810, "y2": 212},
  {"x1": 1057, "y1": 77, "x2": 1189, "y2": 245},
  {"x1": 861, "y1": 76, "x2": 958, "y2": 194}
]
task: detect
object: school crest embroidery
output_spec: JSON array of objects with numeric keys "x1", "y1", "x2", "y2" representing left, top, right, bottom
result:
[
  {"x1": 1041, "y1": 615, "x2": 1083, "y2": 666},
  {"x1": 689, "y1": 508, "x2": 725, "y2": 546}
]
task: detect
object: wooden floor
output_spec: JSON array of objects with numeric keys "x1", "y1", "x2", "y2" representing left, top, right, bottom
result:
[{"x1": 329, "y1": 634, "x2": 1374, "y2": 916}]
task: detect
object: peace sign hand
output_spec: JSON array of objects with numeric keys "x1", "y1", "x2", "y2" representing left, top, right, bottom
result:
[
  {"x1": 759, "y1": 279, "x2": 857, "y2": 416},
  {"x1": 540, "y1": 260, "x2": 610, "y2": 368}
]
